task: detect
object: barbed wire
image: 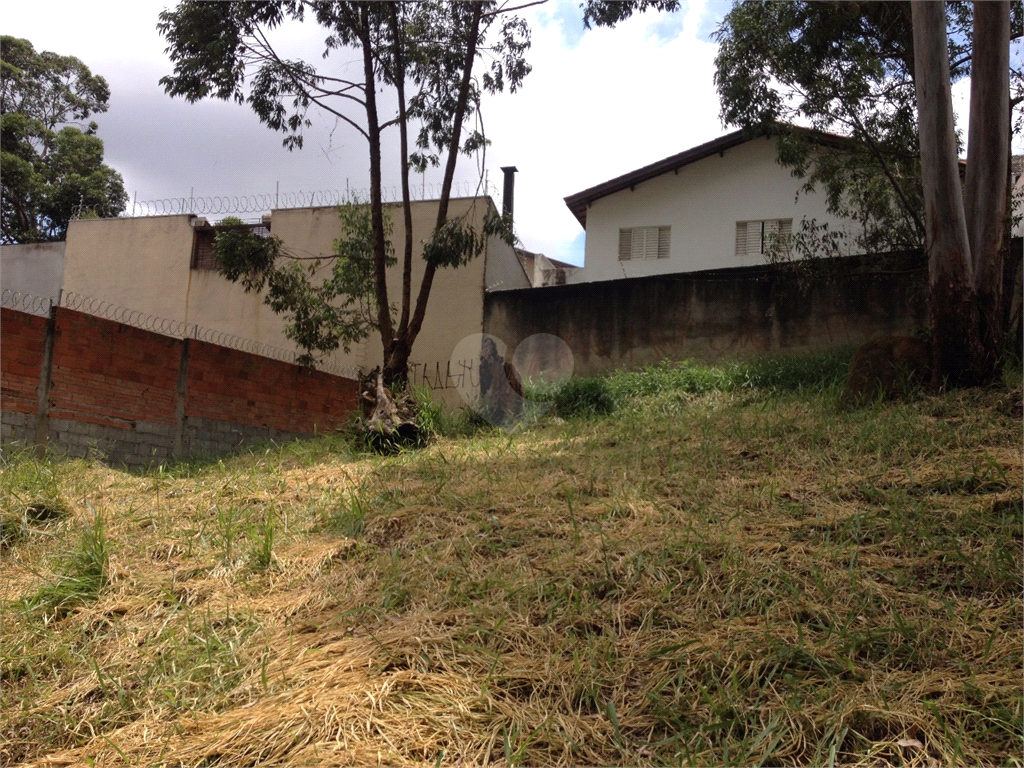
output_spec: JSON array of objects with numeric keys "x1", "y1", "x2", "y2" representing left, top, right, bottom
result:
[
  {"x1": 90, "y1": 180, "x2": 501, "y2": 220},
  {"x1": 0, "y1": 289, "x2": 55, "y2": 317},
  {"x1": 2, "y1": 288, "x2": 360, "y2": 379}
]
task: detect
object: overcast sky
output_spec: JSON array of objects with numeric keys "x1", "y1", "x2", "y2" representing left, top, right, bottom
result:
[{"x1": 4, "y1": 0, "x2": 984, "y2": 266}]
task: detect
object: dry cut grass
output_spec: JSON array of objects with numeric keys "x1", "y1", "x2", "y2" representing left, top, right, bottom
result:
[{"x1": 1, "y1": 377, "x2": 1021, "y2": 767}]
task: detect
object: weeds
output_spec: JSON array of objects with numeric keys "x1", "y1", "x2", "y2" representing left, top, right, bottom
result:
[
  {"x1": 248, "y1": 508, "x2": 276, "y2": 572},
  {"x1": 1, "y1": 452, "x2": 69, "y2": 549},
  {"x1": 0, "y1": 351, "x2": 1020, "y2": 767},
  {"x1": 540, "y1": 349, "x2": 853, "y2": 420},
  {"x1": 19, "y1": 508, "x2": 109, "y2": 620}
]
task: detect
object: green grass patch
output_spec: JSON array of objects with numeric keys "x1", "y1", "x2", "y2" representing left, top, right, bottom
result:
[{"x1": 1, "y1": 349, "x2": 1020, "y2": 767}]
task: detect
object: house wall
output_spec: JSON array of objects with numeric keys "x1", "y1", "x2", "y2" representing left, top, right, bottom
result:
[
  {"x1": 570, "y1": 137, "x2": 855, "y2": 284},
  {"x1": 1, "y1": 305, "x2": 358, "y2": 466},
  {"x1": 61, "y1": 197, "x2": 517, "y2": 408},
  {"x1": 64, "y1": 215, "x2": 196, "y2": 320},
  {"x1": 0, "y1": 242, "x2": 66, "y2": 307},
  {"x1": 484, "y1": 232, "x2": 531, "y2": 292},
  {"x1": 485, "y1": 261, "x2": 927, "y2": 377}
]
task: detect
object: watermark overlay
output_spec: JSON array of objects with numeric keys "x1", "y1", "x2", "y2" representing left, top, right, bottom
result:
[{"x1": 450, "y1": 333, "x2": 574, "y2": 429}]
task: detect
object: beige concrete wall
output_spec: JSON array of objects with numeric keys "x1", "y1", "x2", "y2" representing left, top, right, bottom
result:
[
  {"x1": 64, "y1": 215, "x2": 195, "y2": 321},
  {"x1": 1, "y1": 242, "x2": 66, "y2": 303},
  {"x1": 267, "y1": 197, "x2": 495, "y2": 406},
  {"x1": 569, "y1": 137, "x2": 857, "y2": 284},
  {"x1": 60, "y1": 198, "x2": 511, "y2": 408},
  {"x1": 484, "y1": 231, "x2": 531, "y2": 292}
]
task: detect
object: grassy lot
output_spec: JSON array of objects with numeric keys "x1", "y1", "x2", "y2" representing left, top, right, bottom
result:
[{"x1": 1, "y1": 354, "x2": 1021, "y2": 767}]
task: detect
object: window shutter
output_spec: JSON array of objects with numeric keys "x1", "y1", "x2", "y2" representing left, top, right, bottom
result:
[
  {"x1": 747, "y1": 221, "x2": 762, "y2": 256},
  {"x1": 763, "y1": 219, "x2": 779, "y2": 255},
  {"x1": 618, "y1": 229, "x2": 632, "y2": 261},
  {"x1": 735, "y1": 222, "x2": 747, "y2": 256},
  {"x1": 657, "y1": 226, "x2": 670, "y2": 258},
  {"x1": 632, "y1": 228, "x2": 648, "y2": 260}
]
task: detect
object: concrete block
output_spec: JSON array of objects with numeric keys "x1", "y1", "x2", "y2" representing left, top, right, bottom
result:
[{"x1": 135, "y1": 421, "x2": 170, "y2": 436}]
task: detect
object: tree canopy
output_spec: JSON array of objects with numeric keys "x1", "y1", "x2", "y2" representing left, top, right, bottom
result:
[
  {"x1": 158, "y1": 1, "x2": 528, "y2": 385},
  {"x1": 713, "y1": 2, "x2": 1022, "y2": 258},
  {"x1": 0, "y1": 36, "x2": 127, "y2": 243}
]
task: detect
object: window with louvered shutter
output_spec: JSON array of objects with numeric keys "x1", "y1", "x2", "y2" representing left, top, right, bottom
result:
[
  {"x1": 618, "y1": 229, "x2": 632, "y2": 260},
  {"x1": 657, "y1": 226, "x2": 670, "y2": 258},
  {"x1": 735, "y1": 222, "x2": 748, "y2": 256},
  {"x1": 735, "y1": 219, "x2": 793, "y2": 257},
  {"x1": 618, "y1": 226, "x2": 671, "y2": 261}
]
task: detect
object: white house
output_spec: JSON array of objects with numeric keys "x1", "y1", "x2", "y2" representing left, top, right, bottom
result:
[{"x1": 562, "y1": 128, "x2": 860, "y2": 284}]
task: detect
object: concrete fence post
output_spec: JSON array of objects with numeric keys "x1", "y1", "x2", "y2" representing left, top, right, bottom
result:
[
  {"x1": 172, "y1": 338, "x2": 191, "y2": 459},
  {"x1": 32, "y1": 305, "x2": 58, "y2": 458}
]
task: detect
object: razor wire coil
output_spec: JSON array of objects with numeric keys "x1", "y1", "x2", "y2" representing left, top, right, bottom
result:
[
  {"x1": 1, "y1": 289, "x2": 54, "y2": 316},
  {"x1": 89, "y1": 180, "x2": 501, "y2": 220},
  {"x1": 4, "y1": 289, "x2": 359, "y2": 379}
]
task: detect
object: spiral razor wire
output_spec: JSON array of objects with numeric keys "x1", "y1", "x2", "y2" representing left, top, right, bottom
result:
[
  {"x1": 76, "y1": 181, "x2": 500, "y2": 220},
  {"x1": 2, "y1": 289, "x2": 360, "y2": 379}
]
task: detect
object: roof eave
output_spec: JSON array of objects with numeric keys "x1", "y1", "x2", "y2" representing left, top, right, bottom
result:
[{"x1": 562, "y1": 123, "x2": 856, "y2": 229}]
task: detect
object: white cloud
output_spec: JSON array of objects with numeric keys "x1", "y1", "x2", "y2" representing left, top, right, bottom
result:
[{"x1": 482, "y1": 0, "x2": 724, "y2": 264}]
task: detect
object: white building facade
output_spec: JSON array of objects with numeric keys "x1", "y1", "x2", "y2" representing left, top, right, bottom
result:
[{"x1": 563, "y1": 130, "x2": 859, "y2": 284}]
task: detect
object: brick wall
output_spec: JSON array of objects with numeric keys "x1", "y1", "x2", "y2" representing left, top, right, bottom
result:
[
  {"x1": 186, "y1": 341, "x2": 354, "y2": 436},
  {"x1": 0, "y1": 308, "x2": 48, "y2": 444},
  {"x1": 0, "y1": 308, "x2": 46, "y2": 416},
  {"x1": 1, "y1": 306, "x2": 358, "y2": 466},
  {"x1": 49, "y1": 309, "x2": 180, "y2": 430}
]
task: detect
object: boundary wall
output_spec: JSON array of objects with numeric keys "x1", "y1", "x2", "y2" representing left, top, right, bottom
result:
[
  {"x1": 484, "y1": 259, "x2": 930, "y2": 376},
  {"x1": 1, "y1": 305, "x2": 357, "y2": 467}
]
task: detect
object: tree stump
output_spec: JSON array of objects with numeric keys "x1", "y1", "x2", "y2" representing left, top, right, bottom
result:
[
  {"x1": 355, "y1": 368, "x2": 423, "y2": 451},
  {"x1": 838, "y1": 335, "x2": 932, "y2": 408}
]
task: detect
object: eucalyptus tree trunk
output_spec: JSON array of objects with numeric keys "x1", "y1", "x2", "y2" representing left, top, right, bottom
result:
[
  {"x1": 911, "y1": 1, "x2": 982, "y2": 385},
  {"x1": 963, "y1": 1, "x2": 1011, "y2": 378}
]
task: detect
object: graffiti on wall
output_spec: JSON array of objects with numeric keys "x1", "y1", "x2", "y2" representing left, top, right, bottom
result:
[{"x1": 409, "y1": 359, "x2": 478, "y2": 391}]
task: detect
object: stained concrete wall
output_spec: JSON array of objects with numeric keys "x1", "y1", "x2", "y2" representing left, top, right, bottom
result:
[
  {"x1": 0, "y1": 242, "x2": 66, "y2": 306},
  {"x1": 484, "y1": 259, "x2": 928, "y2": 377}
]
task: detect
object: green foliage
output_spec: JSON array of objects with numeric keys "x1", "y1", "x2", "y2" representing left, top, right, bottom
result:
[
  {"x1": 248, "y1": 509, "x2": 276, "y2": 573},
  {"x1": 212, "y1": 204, "x2": 395, "y2": 365},
  {"x1": 549, "y1": 377, "x2": 617, "y2": 419},
  {"x1": 410, "y1": 385, "x2": 444, "y2": 437},
  {"x1": 1, "y1": 452, "x2": 68, "y2": 548},
  {"x1": 0, "y1": 36, "x2": 126, "y2": 243},
  {"x1": 545, "y1": 351, "x2": 853, "y2": 420},
  {"x1": 711, "y1": 3, "x2": 1024, "y2": 258},
  {"x1": 582, "y1": 0, "x2": 681, "y2": 29},
  {"x1": 20, "y1": 510, "x2": 109, "y2": 620}
]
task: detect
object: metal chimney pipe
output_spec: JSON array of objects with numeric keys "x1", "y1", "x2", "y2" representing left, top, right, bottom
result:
[{"x1": 500, "y1": 166, "x2": 518, "y2": 223}]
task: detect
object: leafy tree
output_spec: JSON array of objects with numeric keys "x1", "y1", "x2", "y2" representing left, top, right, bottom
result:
[
  {"x1": 581, "y1": 0, "x2": 680, "y2": 29},
  {"x1": 714, "y1": 4, "x2": 1022, "y2": 252},
  {"x1": 158, "y1": 1, "x2": 528, "y2": 387},
  {"x1": 0, "y1": 36, "x2": 127, "y2": 243},
  {"x1": 713, "y1": 1, "x2": 1021, "y2": 383}
]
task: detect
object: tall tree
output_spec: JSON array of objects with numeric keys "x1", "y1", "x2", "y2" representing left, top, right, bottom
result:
[
  {"x1": 158, "y1": 1, "x2": 530, "y2": 387},
  {"x1": 714, "y1": 3, "x2": 1022, "y2": 255},
  {"x1": 714, "y1": 1, "x2": 1019, "y2": 383},
  {"x1": 0, "y1": 36, "x2": 127, "y2": 243},
  {"x1": 913, "y1": 1, "x2": 1010, "y2": 385}
]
